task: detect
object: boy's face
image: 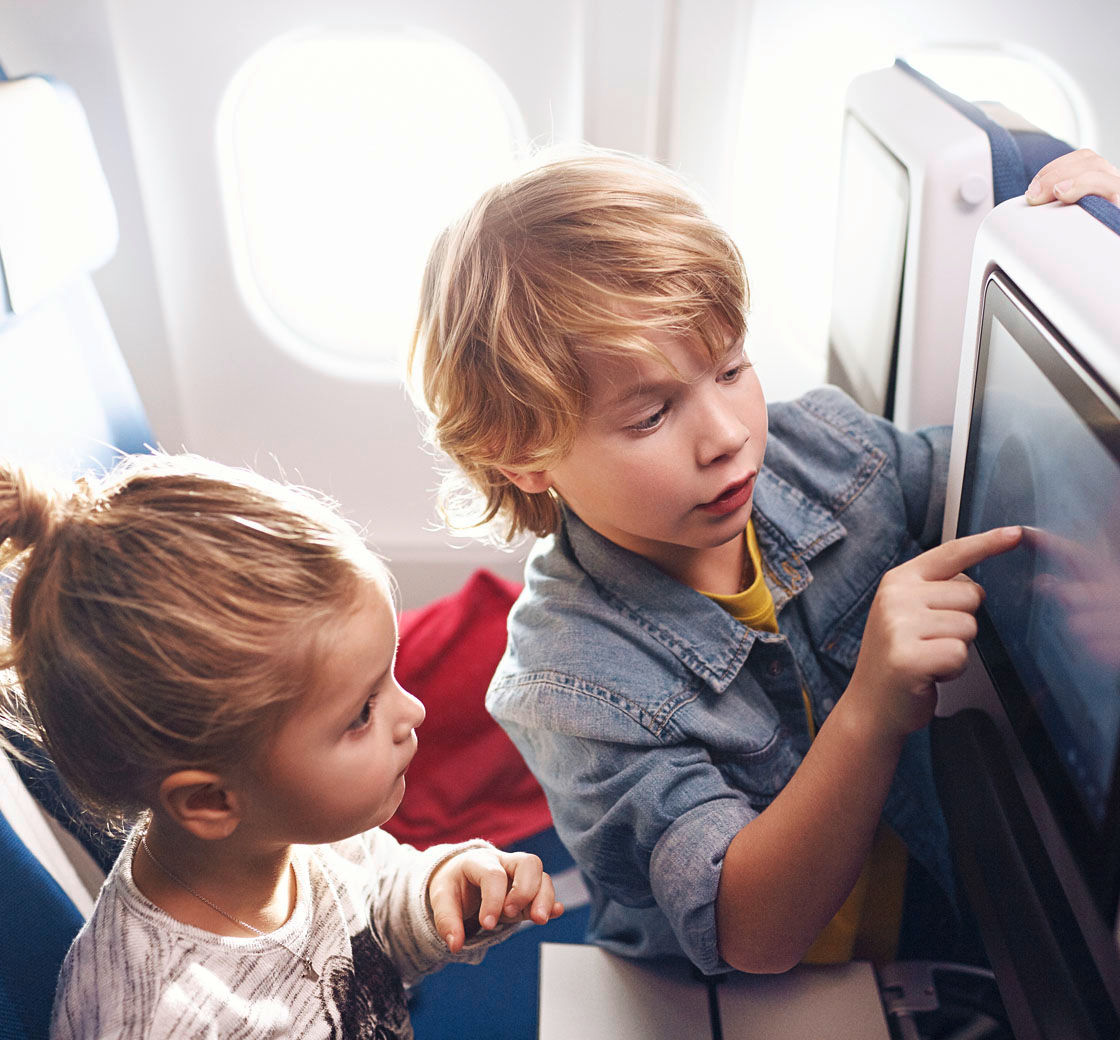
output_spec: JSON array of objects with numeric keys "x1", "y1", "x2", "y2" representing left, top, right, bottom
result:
[
  {"x1": 242, "y1": 576, "x2": 426, "y2": 846},
  {"x1": 521, "y1": 328, "x2": 767, "y2": 589}
]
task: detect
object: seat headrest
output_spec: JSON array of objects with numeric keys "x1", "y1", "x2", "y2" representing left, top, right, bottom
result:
[{"x1": 0, "y1": 75, "x2": 118, "y2": 317}]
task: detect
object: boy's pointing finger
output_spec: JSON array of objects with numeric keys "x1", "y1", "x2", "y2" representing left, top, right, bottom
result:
[{"x1": 914, "y1": 526, "x2": 1022, "y2": 581}]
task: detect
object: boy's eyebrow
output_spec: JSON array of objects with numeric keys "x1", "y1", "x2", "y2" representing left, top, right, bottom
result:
[
  {"x1": 599, "y1": 338, "x2": 746, "y2": 410},
  {"x1": 601, "y1": 372, "x2": 674, "y2": 409}
]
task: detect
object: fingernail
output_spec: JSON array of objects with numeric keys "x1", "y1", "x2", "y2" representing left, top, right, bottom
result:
[
  {"x1": 483, "y1": 914, "x2": 496, "y2": 929},
  {"x1": 1054, "y1": 179, "x2": 1072, "y2": 195},
  {"x1": 1002, "y1": 526, "x2": 1021, "y2": 538},
  {"x1": 444, "y1": 933, "x2": 455, "y2": 947},
  {"x1": 1026, "y1": 179, "x2": 1041, "y2": 200}
]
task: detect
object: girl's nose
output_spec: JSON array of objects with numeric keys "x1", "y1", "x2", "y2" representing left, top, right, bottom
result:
[{"x1": 395, "y1": 683, "x2": 426, "y2": 737}]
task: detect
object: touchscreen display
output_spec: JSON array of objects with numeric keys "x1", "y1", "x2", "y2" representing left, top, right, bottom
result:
[
  {"x1": 960, "y1": 278, "x2": 1120, "y2": 832},
  {"x1": 827, "y1": 114, "x2": 910, "y2": 417}
]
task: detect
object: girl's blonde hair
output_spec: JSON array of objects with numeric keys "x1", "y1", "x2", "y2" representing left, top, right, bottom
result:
[
  {"x1": 0, "y1": 452, "x2": 383, "y2": 829},
  {"x1": 409, "y1": 148, "x2": 749, "y2": 542}
]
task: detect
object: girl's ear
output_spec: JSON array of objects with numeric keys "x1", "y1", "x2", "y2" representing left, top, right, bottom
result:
[
  {"x1": 158, "y1": 770, "x2": 243, "y2": 840},
  {"x1": 497, "y1": 467, "x2": 553, "y2": 494}
]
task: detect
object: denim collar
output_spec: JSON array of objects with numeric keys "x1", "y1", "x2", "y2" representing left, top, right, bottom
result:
[{"x1": 561, "y1": 466, "x2": 845, "y2": 692}]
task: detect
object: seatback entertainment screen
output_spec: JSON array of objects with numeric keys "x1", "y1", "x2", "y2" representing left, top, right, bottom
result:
[{"x1": 957, "y1": 271, "x2": 1120, "y2": 916}]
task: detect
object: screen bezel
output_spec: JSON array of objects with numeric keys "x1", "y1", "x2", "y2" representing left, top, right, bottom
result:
[{"x1": 956, "y1": 269, "x2": 1120, "y2": 923}]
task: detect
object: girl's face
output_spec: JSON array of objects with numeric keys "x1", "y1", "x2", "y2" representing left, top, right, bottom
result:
[{"x1": 240, "y1": 577, "x2": 426, "y2": 846}]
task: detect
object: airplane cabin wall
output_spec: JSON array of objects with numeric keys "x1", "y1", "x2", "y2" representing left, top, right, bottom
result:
[{"x1": 0, "y1": 0, "x2": 1114, "y2": 606}]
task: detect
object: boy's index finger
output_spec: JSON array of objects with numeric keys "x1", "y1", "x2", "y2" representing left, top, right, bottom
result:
[{"x1": 914, "y1": 527, "x2": 1023, "y2": 582}]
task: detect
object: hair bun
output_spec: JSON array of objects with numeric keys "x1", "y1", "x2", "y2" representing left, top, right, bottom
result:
[{"x1": 0, "y1": 462, "x2": 62, "y2": 553}]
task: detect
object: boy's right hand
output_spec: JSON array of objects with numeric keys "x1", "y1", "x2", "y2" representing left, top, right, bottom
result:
[{"x1": 847, "y1": 526, "x2": 1023, "y2": 739}]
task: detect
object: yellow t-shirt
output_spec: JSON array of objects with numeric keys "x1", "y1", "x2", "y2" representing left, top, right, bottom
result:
[{"x1": 703, "y1": 519, "x2": 907, "y2": 965}]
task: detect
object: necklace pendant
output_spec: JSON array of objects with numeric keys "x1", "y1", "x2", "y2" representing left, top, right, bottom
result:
[{"x1": 304, "y1": 961, "x2": 319, "y2": 982}]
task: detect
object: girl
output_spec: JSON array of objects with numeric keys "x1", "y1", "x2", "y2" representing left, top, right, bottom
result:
[{"x1": 0, "y1": 452, "x2": 562, "y2": 1039}]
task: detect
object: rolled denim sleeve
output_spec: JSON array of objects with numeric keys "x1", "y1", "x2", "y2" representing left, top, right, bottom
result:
[{"x1": 500, "y1": 712, "x2": 757, "y2": 973}]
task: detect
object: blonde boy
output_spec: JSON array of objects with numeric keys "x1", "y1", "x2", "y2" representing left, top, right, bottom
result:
[{"x1": 410, "y1": 149, "x2": 1111, "y2": 975}]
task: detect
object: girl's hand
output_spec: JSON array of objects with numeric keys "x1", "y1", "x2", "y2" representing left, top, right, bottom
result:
[
  {"x1": 428, "y1": 847, "x2": 564, "y2": 953},
  {"x1": 1026, "y1": 148, "x2": 1120, "y2": 207}
]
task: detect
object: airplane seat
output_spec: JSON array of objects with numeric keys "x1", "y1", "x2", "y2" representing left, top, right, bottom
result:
[
  {"x1": 894, "y1": 59, "x2": 1074, "y2": 204},
  {"x1": 0, "y1": 63, "x2": 153, "y2": 1038},
  {"x1": 0, "y1": 808, "x2": 84, "y2": 1040},
  {"x1": 829, "y1": 58, "x2": 1085, "y2": 430}
]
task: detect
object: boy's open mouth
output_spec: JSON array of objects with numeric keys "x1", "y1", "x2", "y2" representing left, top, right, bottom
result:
[{"x1": 698, "y1": 474, "x2": 755, "y2": 515}]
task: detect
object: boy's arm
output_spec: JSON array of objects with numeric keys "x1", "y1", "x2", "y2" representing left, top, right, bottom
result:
[{"x1": 715, "y1": 526, "x2": 1021, "y2": 972}]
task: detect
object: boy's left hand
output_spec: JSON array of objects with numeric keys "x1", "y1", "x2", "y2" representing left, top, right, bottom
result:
[
  {"x1": 1026, "y1": 148, "x2": 1120, "y2": 206},
  {"x1": 428, "y1": 847, "x2": 564, "y2": 952}
]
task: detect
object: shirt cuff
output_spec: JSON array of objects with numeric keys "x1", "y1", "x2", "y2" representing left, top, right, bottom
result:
[{"x1": 649, "y1": 795, "x2": 756, "y2": 974}]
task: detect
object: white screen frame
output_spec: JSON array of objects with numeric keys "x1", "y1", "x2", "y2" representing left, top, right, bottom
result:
[{"x1": 937, "y1": 196, "x2": 1120, "y2": 1032}]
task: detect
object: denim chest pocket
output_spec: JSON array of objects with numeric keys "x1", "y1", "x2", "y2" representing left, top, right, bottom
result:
[
  {"x1": 710, "y1": 738, "x2": 803, "y2": 804},
  {"x1": 670, "y1": 676, "x2": 802, "y2": 803}
]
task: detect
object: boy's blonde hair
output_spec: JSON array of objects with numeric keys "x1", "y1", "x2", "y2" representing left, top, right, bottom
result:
[
  {"x1": 0, "y1": 453, "x2": 383, "y2": 828},
  {"x1": 409, "y1": 148, "x2": 749, "y2": 541}
]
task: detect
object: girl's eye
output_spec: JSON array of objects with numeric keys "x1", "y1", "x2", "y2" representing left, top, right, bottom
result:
[
  {"x1": 348, "y1": 696, "x2": 375, "y2": 732},
  {"x1": 627, "y1": 403, "x2": 669, "y2": 433}
]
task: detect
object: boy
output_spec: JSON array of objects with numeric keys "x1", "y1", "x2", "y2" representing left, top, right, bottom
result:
[{"x1": 409, "y1": 147, "x2": 1116, "y2": 975}]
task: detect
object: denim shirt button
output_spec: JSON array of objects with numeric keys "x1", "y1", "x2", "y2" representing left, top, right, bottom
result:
[
  {"x1": 822, "y1": 697, "x2": 836, "y2": 711},
  {"x1": 767, "y1": 659, "x2": 783, "y2": 677}
]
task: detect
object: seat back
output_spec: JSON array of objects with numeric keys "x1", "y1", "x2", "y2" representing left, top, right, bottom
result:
[
  {"x1": 0, "y1": 808, "x2": 85, "y2": 1040},
  {"x1": 0, "y1": 65, "x2": 153, "y2": 1038}
]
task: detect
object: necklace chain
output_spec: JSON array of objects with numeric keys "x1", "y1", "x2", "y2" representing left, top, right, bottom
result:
[{"x1": 139, "y1": 831, "x2": 319, "y2": 981}]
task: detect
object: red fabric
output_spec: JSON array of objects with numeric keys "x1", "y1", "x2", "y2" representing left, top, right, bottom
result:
[{"x1": 383, "y1": 569, "x2": 553, "y2": 850}]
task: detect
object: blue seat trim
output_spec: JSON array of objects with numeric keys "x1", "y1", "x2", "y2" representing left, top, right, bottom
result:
[
  {"x1": 0, "y1": 809, "x2": 83, "y2": 1040},
  {"x1": 1079, "y1": 194, "x2": 1120, "y2": 235},
  {"x1": 894, "y1": 59, "x2": 1072, "y2": 205}
]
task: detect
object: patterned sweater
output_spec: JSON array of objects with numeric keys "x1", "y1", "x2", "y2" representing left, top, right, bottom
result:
[{"x1": 51, "y1": 827, "x2": 509, "y2": 1039}]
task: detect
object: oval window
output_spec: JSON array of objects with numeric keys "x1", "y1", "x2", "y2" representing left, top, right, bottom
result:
[{"x1": 218, "y1": 31, "x2": 526, "y2": 378}]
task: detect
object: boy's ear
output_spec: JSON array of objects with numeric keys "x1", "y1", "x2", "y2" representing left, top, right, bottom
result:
[
  {"x1": 497, "y1": 467, "x2": 553, "y2": 494},
  {"x1": 157, "y1": 770, "x2": 243, "y2": 841}
]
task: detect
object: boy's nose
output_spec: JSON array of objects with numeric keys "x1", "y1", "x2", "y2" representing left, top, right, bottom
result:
[{"x1": 696, "y1": 396, "x2": 749, "y2": 465}]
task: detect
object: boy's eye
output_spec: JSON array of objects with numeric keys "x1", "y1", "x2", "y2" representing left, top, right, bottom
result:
[
  {"x1": 717, "y1": 359, "x2": 749, "y2": 384},
  {"x1": 347, "y1": 696, "x2": 375, "y2": 732},
  {"x1": 627, "y1": 403, "x2": 669, "y2": 433}
]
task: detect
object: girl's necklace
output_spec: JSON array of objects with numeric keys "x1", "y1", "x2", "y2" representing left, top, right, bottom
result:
[{"x1": 139, "y1": 831, "x2": 319, "y2": 981}]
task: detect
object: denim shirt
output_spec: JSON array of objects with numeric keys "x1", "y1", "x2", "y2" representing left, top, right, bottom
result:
[{"x1": 486, "y1": 388, "x2": 955, "y2": 975}]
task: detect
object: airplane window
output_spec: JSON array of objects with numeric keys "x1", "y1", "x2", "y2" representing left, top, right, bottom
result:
[
  {"x1": 217, "y1": 32, "x2": 526, "y2": 378},
  {"x1": 903, "y1": 46, "x2": 1091, "y2": 148}
]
